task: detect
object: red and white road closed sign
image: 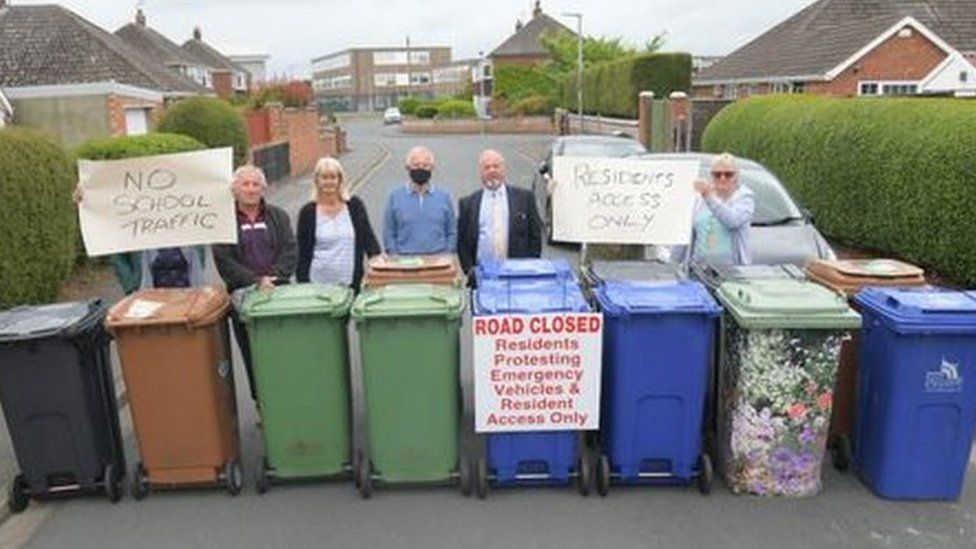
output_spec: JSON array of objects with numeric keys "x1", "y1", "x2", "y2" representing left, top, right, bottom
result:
[{"x1": 473, "y1": 312, "x2": 603, "y2": 433}]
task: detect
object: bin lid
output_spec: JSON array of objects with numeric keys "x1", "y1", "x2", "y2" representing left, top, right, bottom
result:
[
  {"x1": 105, "y1": 286, "x2": 230, "y2": 330},
  {"x1": 716, "y1": 279, "x2": 860, "y2": 329},
  {"x1": 474, "y1": 279, "x2": 590, "y2": 314},
  {"x1": 853, "y1": 287, "x2": 976, "y2": 334},
  {"x1": 594, "y1": 280, "x2": 720, "y2": 316},
  {"x1": 0, "y1": 299, "x2": 105, "y2": 342},
  {"x1": 368, "y1": 254, "x2": 456, "y2": 273},
  {"x1": 350, "y1": 284, "x2": 465, "y2": 320},
  {"x1": 805, "y1": 259, "x2": 925, "y2": 296},
  {"x1": 691, "y1": 261, "x2": 804, "y2": 290},
  {"x1": 238, "y1": 283, "x2": 353, "y2": 320},
  {"x1": 476, "y1": 258, "x2": 573, "y2": 281},
  {"x1": 583, "y1": 260, "x2": 684, "y2": 286},
  {"x1": 363, "y1": 254, "x2": 463, "y2": 288}
]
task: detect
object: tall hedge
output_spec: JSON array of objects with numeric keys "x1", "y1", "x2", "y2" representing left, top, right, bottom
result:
[
  {"x1": 493, "y1": 65, "x2": 560, "y2": 104},
  {"x1": 75, "y1": 133, "x2": 205, "y2": 161},
  {"x1": 0, "y1": 128, "x2": 77, "y2": 307},
  {"x1": 561, "y1": 52, "x2": 692, "y2": 118},
  {"x1": 157, "y1": 97, "x2": 248, "y2": 166},
  {"x1": 702, "y1": 95, "x2": 976, "y2": 285}
]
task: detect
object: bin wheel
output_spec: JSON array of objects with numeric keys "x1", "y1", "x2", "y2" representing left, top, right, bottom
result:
[
  {"x1": 697, "y1": 454, "x2": 714, "y2": 496},
  {"x1": 255, "y1": 457, "x2": 271, "y2": 495},
  {"x1": 8, "y1": 474, "x2": 29, "y2": 514},
  {"x1": 831, "y1": 435, "x2": 853, "y2": 473},
  {"x1": 474, "y1": 458, "x2": 489, "y2": 500},
  {"x1": 131, "y1": 463, "x2": 150, "y2": 500},
  {"x1": 576, "y1": 456, "x2": 592, "y2": 497},
  {"x1": 356, "y1": 455, "x2": 373, "y2": 499},
  {"x1": 459, "y1": 457, "x2": 472, "y2": 497},
  {"x1": 224, "y1": 460, "x2": 244, "y2": 496},
  {"x1": 596, "y1": 454, "x2": 611, "y2": 497},
  {"x1": 104, "y1": 463, "x2": 123, "y2": 503}
]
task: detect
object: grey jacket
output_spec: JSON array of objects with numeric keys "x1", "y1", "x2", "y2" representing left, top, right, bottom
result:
[{"x1": 213, "y1": 202, "x2": 298, "y2": 291}]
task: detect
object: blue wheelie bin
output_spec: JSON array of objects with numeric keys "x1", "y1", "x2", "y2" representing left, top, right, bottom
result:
[
  {"x1": 475, "y1": 258, "x2": 574, "y2": 287},
  {"x1": 593, "y1": 280, "x2": 721, "y2": 496},
  {"x1": 853, "y1": 287, "x2": 976, "y2": 500},
  {"x1": 472, "y1": 277, "x2": 592, "y2": 497}
]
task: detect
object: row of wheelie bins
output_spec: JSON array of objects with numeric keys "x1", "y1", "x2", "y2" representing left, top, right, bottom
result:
[{"x1": 1, "y1": 255, "x2": 976, "y2": 510}]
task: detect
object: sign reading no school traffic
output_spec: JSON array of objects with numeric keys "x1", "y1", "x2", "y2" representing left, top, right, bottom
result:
[{"x1": 473, "y1": 312, "x2": 603, "y2": 432}]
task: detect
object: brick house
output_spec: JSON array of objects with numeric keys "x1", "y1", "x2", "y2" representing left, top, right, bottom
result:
[
  {"x1": 694, "y1": 0, "x2": 976, "y2": 99},
  {"x1": 116, "y1": 9, "x2": 216, "y2": 91},
  {"x1": 0, "y1": 2, "x2": 205, "y2": 147},
  {"x1": 182, "y1": 27, "x2": 251, "y2": 99},
  {"x1": 489, "y1": 1, "x2": 574, "y2": 70}
]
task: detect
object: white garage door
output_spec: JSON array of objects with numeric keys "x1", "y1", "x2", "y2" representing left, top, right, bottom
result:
[{"x1": 125, "y1": 108, "x2": 149, "y2": 136}]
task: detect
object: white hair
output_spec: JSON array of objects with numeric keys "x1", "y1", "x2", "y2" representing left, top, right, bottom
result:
[{"x1": 310, "y1": 156, "x2": 350, "y2": 201}]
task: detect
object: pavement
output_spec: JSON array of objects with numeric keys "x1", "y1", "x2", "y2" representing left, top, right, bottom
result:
[{"x1": 0, "y1": 118, "x2": 974, "y2": 549}]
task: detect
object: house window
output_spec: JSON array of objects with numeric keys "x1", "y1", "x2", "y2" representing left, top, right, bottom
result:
[
  {"x1": 859, "y1": 82, "x2": 880, "y2": 96},
  {"x1": 771, "y1": 82, "x2": 790, "y2": 94},
  {"x1": 791, "y1": 82, "x2": 805, "y2": 94},
  {"x1": 409, "y1": 72, "x2": 431, "y2": 85},
  {"x1": 860, "y1": 81, "x2": 918, "y2": 96}
]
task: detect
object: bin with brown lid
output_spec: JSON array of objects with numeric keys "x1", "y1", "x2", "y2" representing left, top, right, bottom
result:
[
  {"x1": 804, "y1": 259, "x2": 927, "y2": 472},
  {"x1": 362, "y1": 254, "x2": 463, "y2": 288},
  {"x1": 105, "y1": 286, "x2": 242, "y2": 498}
]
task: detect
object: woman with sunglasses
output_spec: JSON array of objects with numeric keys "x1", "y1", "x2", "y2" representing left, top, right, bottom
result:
[{"x1": 690, "y1": 153, "x2": 755, "y2": 265}]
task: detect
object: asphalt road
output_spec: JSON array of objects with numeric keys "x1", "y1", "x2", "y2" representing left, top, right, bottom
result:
[{"x1": 2, "y1": 118, "x2": 975, "y2": 549}]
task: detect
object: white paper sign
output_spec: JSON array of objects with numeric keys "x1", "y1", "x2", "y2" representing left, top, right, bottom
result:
[
  {"x1": 473, "y1": 312, "x2": 603, "y2": 433},
  {"x1": 77, "y1": 148, "x2": 237, "y2": 256},
  {"x1": 551, "y1": 156, "x2": 699, "y2": 245}
]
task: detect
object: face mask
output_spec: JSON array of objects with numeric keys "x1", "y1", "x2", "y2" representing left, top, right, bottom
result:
[{"x1": 409, "y1": 168, "x2": 432, "y2": 185}]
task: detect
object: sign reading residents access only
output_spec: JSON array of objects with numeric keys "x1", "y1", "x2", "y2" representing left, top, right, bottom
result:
[
  {"x1": 473, "y1": 312, "x2": 603, "y2": 433},
  {"x1": 551, "y1": 156, "x2": 699, "y2": 245},
  {"x1": 77, "y1": 148, "x2": 237, "y2": 256}
]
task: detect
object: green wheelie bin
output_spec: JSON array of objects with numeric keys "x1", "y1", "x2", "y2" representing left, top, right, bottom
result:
[
  {"x1": 350, "y1": 283, "x2": 466, "y2": 497},
  {"x1": 238, "y1": 283, "x2": 355, "y2": 492}
]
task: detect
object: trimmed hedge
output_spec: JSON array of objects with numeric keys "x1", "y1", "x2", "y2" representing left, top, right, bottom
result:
[
  {"x1": 510, "y1": 94, "x2": 555, "y2": 116},
  {"x1": 398, "y1": 96, "x2": 423, "y2": 115},
  {"x1": 415, "y1": 104, "x2": 439, "y2": 119},
  {"x1": 562, "y1": 52, "x2": 692, "y2": 118},
  {"x1": 75, "y1": 133, "x2": 205, "y2": 161},
  {"x1": 702, "y1": 95, "x2": 976, "y2": 285},
  {"x1": 0, "y1": 128, "x2": 78, "y2": 307},
  {"x1": 493, "y1": 65, "x2": 560, "y2": 104},
  {"x1": 436, "y1": 99, "x2": 476, "y2": 119},
  {"x1": 157, "y1": 97, "x2": 248, "y2": 167}
]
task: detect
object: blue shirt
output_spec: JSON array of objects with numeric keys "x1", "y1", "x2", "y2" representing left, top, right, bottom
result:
[
  {"x1": 383, "y1": 183, "x2": 457, "y2": 254},
  {"x1": 477, "y1": 184, "x2": 509, "y2": 265}
]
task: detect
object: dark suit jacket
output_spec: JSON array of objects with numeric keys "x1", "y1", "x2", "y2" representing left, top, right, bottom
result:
[{"x1": 457, "y1": 184, "x2": 542, "y2": 275}]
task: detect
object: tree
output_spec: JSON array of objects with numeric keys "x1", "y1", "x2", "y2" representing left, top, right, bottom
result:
[{"x1": 539, "y1": 30, "x2": 667, "y2": 76}]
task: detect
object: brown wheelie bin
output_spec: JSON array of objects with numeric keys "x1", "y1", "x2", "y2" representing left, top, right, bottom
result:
[
  {"x1": 804, "y1": 258, "x2": 926, "y2": 472},
  {"x1": 362, "y1": 254, "x2": 463, "y2": 288},
  {"x1": 105, "y1": 286, "x2": 243, "y2": 498}
]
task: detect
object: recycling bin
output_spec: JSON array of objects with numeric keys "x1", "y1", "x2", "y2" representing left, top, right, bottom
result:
[
  {"x1": 0, "y1": 300, "x2": 124, "y2": 512},
  {"x1": 581, "y1": 260, "x2": 685, "y2": 288},
  {"x1": 593, "y1": 280, "x2": 721, "y2": 496},
  {"x1": 350, "y1": 283, "x2": 466, "y2": 497},
  {"x1": 476, "y1": 258, "x2": 574, "y2": 285},
  {"x1": 715, "y1": 279, "x2": 860, "y2": 496},
  {"x1": 853, "y1": 287, "x2": 976, "y2": 500},
  {"x1": 238, "y1": 283, "x2": 355, "y2": 492},
  {"x1": 805, "y1": 259, "x2": 926, "y2": 471},
  {"x1": 106, "y1": 287, "x2": 242, "y2": 498},
  {"x1": 472, "y1": 277, "x2": 592, "y2": 497},
  {"x1": 363, "y1": 254, "x2": 463, "y2": 288}
]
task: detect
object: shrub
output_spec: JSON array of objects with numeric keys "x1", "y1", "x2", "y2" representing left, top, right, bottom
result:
[
  {"x1": 702, "y1": 95, "x2": 976, "y2": 285},
  {"x1": 436, "y1": 99, "x2": 476, "y2": 119},
  {"x1": 398, "y1": 96, "x2": 423, "y2": 115},
  {"x1": 510, "y1": 94, "x2": 554, "y2": 116},
  {"x1": 561, "y1": 52, "x2": 692, "y2": 118},
  {"x1": 157, "y1": 97, "x2": 248, "y2": 166},
  {"x1": 493, "y1": 65, "x2": 559, "y2": 105},
  {"x1": 75, "y1": 133, "x2": 205, "y2": 161},
  {"x1": 415, "y1": 104, "x2": 439, "y2": 119},
  {"x1": 0, "y1": 128, "x2": 77, "y2": 307}
]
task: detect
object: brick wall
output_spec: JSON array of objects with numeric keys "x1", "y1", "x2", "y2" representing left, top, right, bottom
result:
[
  {"x1": 107, "y1": 94, "x2": 164, "y2": 136},
  {"x1": 282, "y1": 107, "x2": 327, "y2": 175}
]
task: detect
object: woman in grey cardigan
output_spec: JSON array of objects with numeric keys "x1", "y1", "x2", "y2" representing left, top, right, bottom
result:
[{"x1": 690, "y1": 153, "x2": 755, "y2": 266}]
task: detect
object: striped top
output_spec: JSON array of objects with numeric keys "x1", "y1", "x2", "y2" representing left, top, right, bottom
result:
[{"x1": 310, "y1": 208, "x2": 356, "y2": 286}]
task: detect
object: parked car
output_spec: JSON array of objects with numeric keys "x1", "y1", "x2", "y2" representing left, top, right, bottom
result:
[
  {"x1": 383, "y1": 107, "x2": 402, "y2": 125},
  {"x1": 531, "y1": 135, "x2": 647, "y2": 242}
]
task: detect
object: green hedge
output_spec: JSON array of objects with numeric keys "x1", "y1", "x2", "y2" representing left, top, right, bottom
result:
[
  {"x1": 157, "y1": 97, "x2": 248, "y2": 166},
  {"x1": 510, "y1": 94, "x2": 555, "y2": 116},
  {"x1": 561, "y1": 52, "x2": 692, "y2": 118},
  {"x1": 436, "y1": 99, "x2": 476, "y2": 119},
  {"x1": 75, "y1": 133, "x2": 205, "y2": 161},
  {"x1": 702, "y1": 95, "x2": 976, "y2": 285},
  {"x1": 415, "y1": 104, "x2": 439, "y2": 119},
  {"x1": 0, "y1": 128, "x2": 78, "y2": 307},
  {"x1": 493, "y1": 65, "x2": 560, "y2": 105},
  {"x1": 398, "y1": 96, "x2": 423, "y2": 115}
]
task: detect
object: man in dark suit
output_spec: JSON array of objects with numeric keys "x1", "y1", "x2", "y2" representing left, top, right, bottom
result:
[{"x1": 457, "y1": 149, "x2": 542, "y2": 279}]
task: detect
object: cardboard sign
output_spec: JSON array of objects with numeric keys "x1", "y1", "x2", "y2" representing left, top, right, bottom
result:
[
  {"x1": 77, "y1": 148, "x2": 237, "y2": 256},
  {"x1": 551, "y1": 156, "x2": 699, "y2": 245},
  {"x1": 473, "y1": 312, "x2": 603, "y2": 432}
]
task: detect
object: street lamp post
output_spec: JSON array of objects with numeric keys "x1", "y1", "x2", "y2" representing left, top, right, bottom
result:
[{"x1": 561, "y1": 12, "x2": 583, "y2": 134}]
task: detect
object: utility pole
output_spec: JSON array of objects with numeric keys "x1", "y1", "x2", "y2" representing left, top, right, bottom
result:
[{"x1": 562, "y1": 13, "x2": 583, "y2": 134}]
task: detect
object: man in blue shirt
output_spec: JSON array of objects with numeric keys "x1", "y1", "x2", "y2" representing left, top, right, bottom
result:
[{"x1": 383, "y1": 146, "x2": 457, "y2": 254}]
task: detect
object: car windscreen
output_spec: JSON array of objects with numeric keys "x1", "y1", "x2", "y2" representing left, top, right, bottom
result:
[
  {"x1": 695, "y1": 165, "x2": 803, "y2": 225},
  {"x1": 559, "y1": 141, "x2": 645, "y2": 158}
]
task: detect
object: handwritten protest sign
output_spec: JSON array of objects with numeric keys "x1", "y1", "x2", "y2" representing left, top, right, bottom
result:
[
  {"x1": 551, "y1": 156, "x2": 699, "y2": 245},
  {"x1": 77, "y1": 148, "x2": 237, "y2": 256}
]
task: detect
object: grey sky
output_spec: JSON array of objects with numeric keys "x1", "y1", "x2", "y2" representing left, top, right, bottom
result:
[{"x1": 17, "y1": 0, "x2": 812, "y2": 76}]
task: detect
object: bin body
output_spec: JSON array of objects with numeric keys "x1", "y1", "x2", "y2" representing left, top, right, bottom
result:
[
  {"x1": 853, "y1": 288, "x2": 976, "y2": 500},
  {"x1": 240, "y1": 284, "x2": 354, "y2": 479},
  {"x1": 352, "y1": 284, "x2": 464, "y2": 482},
  {"x1": 595, "y1": 281, "x2": 720, "y2": 483},
  {"x1": 474, "y1": 277, "x2": 589, "y2": 485},
  {"x1": 0, "y1": 301, "x2": 123, "y2": 496},
  {"x1": 716, "y1": 279, "x2": 859, "y2": 496},
  {"x1": 805, "y1": 259, "x2": 926, "y2": 444},
  {"x1": 107, "y1": 287, "x2": 238, "y2": 487},
  {"x1": 363, "y1": 254, "x2": 463, "y2": 288}
]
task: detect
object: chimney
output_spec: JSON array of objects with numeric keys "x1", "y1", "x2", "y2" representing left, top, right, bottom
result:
[
  {"x1": 515, "y1": 19, "x2": 523, "y2": 32},
  {"x1": 135, "y1": 8, "x2": 146, "y2": 26},
  {"x1": 193, "y1": 26, "x2": 202, "y2": 41},
  {"x1": 533, "y1": 0, "x2": 542, "y2": 18}
]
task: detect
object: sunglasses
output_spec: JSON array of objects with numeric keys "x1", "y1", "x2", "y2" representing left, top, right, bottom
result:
[{"x1": 711, "y1": 171, "x2": 736, "y2": 179}]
